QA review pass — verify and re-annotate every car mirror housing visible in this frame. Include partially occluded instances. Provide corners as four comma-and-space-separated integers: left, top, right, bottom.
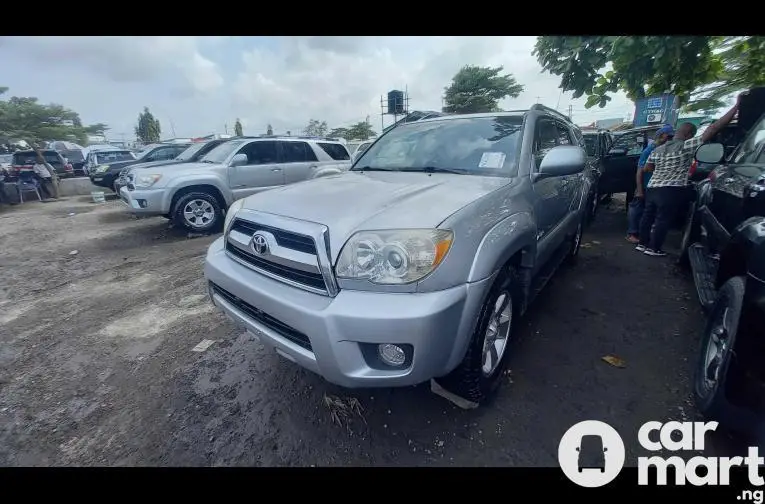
537, 145, 586, 179
696, 143, 725, 165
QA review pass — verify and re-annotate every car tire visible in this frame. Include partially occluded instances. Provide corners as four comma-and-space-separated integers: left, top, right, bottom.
172, 191, 223, 234
434, 265, 520, 405
678, 202, 700, 268
693, 276, 746, 425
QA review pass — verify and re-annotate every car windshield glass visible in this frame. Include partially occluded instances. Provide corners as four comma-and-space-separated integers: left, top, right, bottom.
201, 139, 247, 163
353, 116, 523, 176
582, 135, 597, 156
734, 114, 765, 164
62, 149, 84, 162
175, 142, 208, 161
96, 151, 134, 164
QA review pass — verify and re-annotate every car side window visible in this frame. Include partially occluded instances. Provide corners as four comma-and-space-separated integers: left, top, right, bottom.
146, 147, 171, 161
171, 145, 189, 158
555, 122, 573, 145
734, 115, 765, 164
239, 141, 278, 165
280, 141, 318, 163
534, 118, 559, 169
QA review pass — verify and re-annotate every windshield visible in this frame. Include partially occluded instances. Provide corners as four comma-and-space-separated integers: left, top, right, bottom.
353, 116, 523, 176
61, 149, 84, 162
175, 142, 209, 161
201, 139, 247, 164
96, 151, 135, 164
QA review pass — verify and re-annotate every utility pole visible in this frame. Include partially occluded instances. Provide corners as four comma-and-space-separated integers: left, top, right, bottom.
224, 123, 228, 135
567, 105, 573, 120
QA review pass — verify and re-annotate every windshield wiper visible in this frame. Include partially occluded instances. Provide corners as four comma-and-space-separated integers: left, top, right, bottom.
352, 166, 396, 172
402, 166, 465, 175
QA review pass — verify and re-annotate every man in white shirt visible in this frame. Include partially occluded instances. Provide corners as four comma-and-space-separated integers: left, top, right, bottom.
32, 149, 57, 199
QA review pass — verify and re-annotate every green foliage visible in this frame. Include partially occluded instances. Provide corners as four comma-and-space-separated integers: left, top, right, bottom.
0, 86, 108, 147
234, 118, 243, 136
345, 122, 376, 141
304, 119, 328, 137
134, 107, 161, 144
266, 124, 273, 136
533, 36, 725, 109
328, 127, 349, 138
443, 65, 524, 114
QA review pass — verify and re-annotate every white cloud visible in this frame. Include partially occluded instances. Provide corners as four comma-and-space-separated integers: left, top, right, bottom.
0, 36, 636, 140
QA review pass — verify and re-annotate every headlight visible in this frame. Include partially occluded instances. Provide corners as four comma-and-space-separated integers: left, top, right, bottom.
95, 165, 110, 173
224, 198, 246, 232
134, 174, 162, 188
335, 229, 453, 284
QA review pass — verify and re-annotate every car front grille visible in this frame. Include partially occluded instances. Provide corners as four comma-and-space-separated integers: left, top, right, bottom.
225, 217, 329, 295
210, 282, 312, 351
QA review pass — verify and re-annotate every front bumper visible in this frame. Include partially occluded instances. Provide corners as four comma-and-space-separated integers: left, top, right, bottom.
204, 236, 492, 388
119, 185, 168, 215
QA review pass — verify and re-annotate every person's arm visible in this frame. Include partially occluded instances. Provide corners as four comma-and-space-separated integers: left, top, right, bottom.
643, 150, 657, 173
635, 165, 645, 197
689, 93, 743, 149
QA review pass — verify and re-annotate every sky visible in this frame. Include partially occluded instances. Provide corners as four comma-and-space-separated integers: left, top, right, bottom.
0, 36, 639, 141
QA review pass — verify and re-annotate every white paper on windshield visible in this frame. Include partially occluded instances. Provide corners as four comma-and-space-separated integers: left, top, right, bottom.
478, 152, 506, 169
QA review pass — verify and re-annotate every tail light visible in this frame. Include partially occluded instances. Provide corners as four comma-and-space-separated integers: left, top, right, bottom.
688, 160, 697, 177
65, 163, 73, 171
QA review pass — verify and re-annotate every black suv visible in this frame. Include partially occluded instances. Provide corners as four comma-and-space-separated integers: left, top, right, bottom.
581, 129, 614, 220
599, 125, 661, 206
90, 143, 191, 191
682, 87, 765, 439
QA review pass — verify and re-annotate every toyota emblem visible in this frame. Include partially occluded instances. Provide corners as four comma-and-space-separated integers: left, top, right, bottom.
251, 233, 269, 255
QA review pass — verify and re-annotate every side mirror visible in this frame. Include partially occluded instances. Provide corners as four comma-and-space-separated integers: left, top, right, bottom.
230, 154, 248, 167
696, 143, 725, 165
608, 148, 627, 156
537, 146, 586, 178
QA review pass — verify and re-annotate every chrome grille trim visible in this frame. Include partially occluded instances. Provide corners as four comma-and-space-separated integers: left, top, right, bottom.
225, 210, 339, 297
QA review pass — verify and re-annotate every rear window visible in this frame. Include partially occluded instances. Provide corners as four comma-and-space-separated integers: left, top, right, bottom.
13, 151, 61, 165
62, 149, 84, 162
317, 142, 350, 160
95, 151, 135, 164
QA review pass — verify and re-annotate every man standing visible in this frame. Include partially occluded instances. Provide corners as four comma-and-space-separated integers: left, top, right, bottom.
626, 124, 674, 243
637, 96, 742, 256
32, 148, 59, 200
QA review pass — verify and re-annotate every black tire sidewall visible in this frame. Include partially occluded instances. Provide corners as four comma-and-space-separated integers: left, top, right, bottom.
173, 192, 223, 233
437, 266, 518, 404
693, 276, 745, 416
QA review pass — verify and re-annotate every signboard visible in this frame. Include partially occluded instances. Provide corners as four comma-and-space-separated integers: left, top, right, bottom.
633, 94, 679, 128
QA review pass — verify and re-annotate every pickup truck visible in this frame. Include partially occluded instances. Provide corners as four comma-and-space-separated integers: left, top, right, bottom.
204, 105, 592, 405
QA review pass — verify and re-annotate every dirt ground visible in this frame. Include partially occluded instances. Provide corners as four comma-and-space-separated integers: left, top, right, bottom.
0, 195, 742, 466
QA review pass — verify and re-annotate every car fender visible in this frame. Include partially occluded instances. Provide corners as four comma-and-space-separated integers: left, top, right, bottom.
467, 211, 537, 283
163, 174, 233, 211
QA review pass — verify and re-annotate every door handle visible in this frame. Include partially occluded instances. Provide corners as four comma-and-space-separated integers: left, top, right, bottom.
271, 168, 282, 172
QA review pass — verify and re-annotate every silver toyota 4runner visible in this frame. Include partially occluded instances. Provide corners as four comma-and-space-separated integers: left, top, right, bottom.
205, 106, 592, 404
120, 137, 351, 233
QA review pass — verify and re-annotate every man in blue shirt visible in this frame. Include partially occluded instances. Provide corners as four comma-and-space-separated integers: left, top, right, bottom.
626, 124, 674, 243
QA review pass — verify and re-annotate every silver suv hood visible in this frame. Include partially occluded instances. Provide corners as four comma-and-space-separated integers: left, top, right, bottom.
240, 170, 509, 259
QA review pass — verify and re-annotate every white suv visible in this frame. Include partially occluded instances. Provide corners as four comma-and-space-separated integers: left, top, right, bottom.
120, 137, 352, 233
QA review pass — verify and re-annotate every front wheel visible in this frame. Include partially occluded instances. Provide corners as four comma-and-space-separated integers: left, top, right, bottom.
172, 192, 223, 233
693, 276, 745, 421
435, 266, 519, 404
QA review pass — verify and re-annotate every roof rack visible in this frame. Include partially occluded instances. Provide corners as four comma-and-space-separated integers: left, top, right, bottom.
530, 103, 572, 123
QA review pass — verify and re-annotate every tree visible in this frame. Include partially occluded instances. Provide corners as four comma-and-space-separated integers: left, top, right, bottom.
234, 118, 243, 136
266, 124, 273, 136
442, 65, 524, 114
328, 127, 349, 139
345, 122, 376, 141
134, 107, 161, 144
532, 36, 731, 110
304, 119, 328, 137
0, 86, 108, 147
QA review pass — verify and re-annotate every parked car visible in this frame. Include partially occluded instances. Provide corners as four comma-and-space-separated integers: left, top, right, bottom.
581, 129, 614, 224
11, 149, 72, 178
90, 143, 190, 191
203, 105, 590, 405
114, 138, 236, 195
682, 100, 765, 440
60, 148, 87, 176
600, 125, 661, 207
119, 136, 352, 232
350, 140, 373, 162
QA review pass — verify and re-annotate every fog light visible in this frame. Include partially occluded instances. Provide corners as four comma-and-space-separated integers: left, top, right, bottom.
378, 344, 406, 367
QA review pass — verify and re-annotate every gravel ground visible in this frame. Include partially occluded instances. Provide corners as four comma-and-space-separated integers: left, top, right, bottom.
0, 195, 741, 466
